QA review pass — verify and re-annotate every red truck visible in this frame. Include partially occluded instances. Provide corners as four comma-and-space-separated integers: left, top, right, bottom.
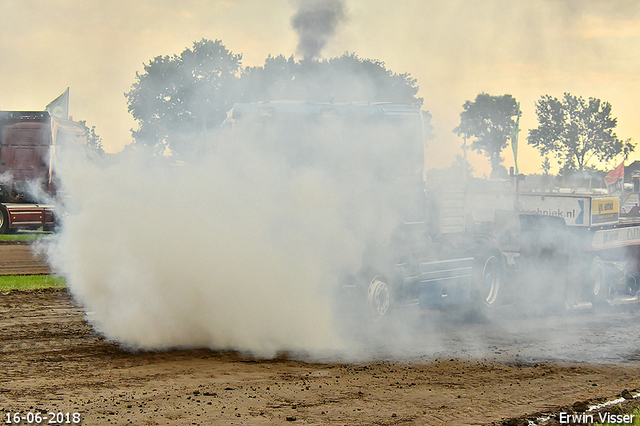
0, 110, 85, 233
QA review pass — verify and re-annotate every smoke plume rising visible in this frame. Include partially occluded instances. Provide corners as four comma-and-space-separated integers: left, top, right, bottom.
43, 105, 428, 359
41, 108, 640, 364
291, 0, 346, 60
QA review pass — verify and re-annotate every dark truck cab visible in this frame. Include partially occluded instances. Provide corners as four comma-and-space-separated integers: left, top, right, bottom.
0, 111, 54, 200
223, 101, 504, 321
0, 111, 56, 232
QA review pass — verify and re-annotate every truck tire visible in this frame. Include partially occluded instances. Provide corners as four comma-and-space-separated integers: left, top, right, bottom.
472, 253, 504, 320
0, 206, 9, 234
584, 257, 608, 307
366, 275, 392, 322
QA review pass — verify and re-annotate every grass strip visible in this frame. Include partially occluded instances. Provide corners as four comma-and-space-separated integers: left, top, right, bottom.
0, 275, 66, 291
0, 234, 44, 242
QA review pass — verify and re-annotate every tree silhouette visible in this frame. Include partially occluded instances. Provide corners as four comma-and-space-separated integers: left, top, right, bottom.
453, 93, 519, 178
126, 40, 424, 158
240, 52, 422, 107
77, 120, 104, 155
528, 93, 635, 172
125, 39, 242, 157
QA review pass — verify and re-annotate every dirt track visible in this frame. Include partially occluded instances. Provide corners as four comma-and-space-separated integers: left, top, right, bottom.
0, 241, 50, 275
2, 287, 640, 425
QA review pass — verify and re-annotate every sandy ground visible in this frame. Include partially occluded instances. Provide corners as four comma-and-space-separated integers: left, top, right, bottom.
0, 241, 50, 275
2, 287, 640, 426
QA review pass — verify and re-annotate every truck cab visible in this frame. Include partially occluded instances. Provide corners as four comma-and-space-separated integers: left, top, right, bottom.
0, 111, 53, 202
223, 101, 507, 322
0, 111, 88, 233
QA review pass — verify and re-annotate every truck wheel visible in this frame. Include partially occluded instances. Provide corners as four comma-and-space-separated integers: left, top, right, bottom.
585, 257, 608, 307
480, 256, 501, 305
366, 276, 391, 321
472, 253, 503, 320
0, 207, 9, 234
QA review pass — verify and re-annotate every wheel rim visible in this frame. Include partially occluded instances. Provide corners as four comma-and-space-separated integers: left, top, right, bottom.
481, 256, 500, 305
591, 261, 604, 297
593, 272, 602, 296
367, 277, 390, 318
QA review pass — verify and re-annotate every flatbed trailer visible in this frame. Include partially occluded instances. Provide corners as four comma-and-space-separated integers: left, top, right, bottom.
590, 218, 640, 251
459, 188, 640, 309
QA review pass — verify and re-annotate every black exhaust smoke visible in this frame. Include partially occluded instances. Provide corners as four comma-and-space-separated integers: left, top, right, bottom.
291, 0, 346, 60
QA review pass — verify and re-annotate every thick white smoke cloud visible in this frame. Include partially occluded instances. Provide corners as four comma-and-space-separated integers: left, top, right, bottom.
41, 112, 640, 364
41, 102, 439, 359
45, 139, 381, 357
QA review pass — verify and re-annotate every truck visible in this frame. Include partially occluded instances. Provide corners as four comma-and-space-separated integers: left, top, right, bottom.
223, 101, 640, 320
461, 183, 640, 312
0, 110, 87, 233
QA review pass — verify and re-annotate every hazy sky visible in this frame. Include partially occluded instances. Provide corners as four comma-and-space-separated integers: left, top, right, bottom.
1, 0, 639, 175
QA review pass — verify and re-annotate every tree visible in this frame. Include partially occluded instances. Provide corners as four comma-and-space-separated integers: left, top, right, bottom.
240, 52, 422, 107
527, 93, 635, 172
451, 152, 475, 180
453, 93, 519, 178
126, 41, 424, 157
77, 120, 104, 155
125, 39, 243, 157
541, 156, 551, 176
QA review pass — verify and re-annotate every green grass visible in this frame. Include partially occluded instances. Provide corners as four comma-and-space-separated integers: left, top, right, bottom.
0, 274, 66, 291
0, 229, 57, 242
0, 233, 44, 242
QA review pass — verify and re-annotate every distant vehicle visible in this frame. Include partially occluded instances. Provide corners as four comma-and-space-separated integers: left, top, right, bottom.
0, 110, 87, 233
621, 172, 640, 215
